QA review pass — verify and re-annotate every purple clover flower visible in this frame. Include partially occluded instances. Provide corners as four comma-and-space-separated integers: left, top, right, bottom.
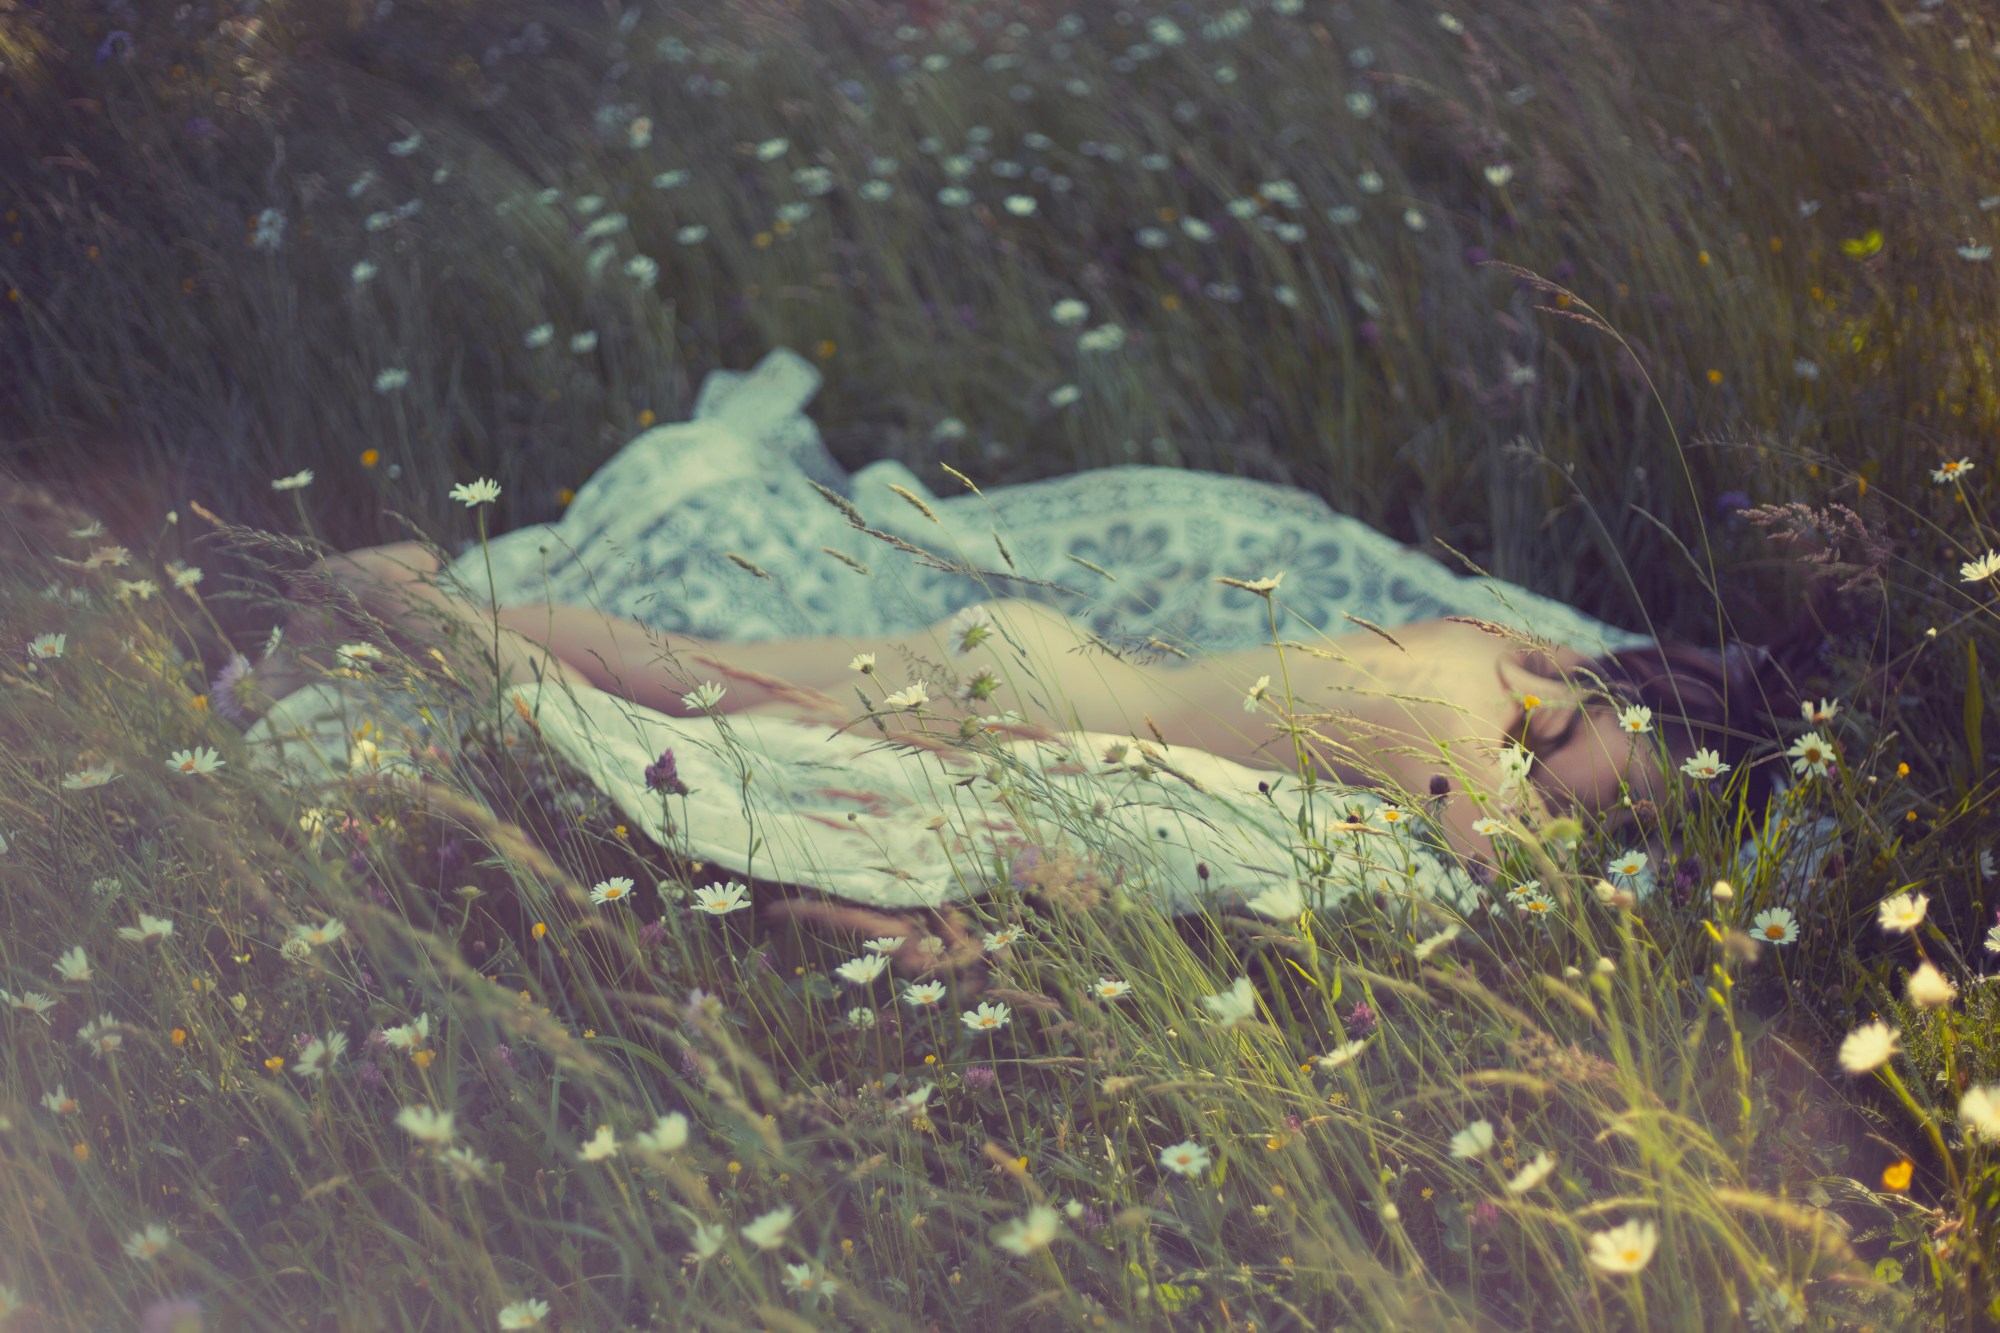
963, 1065, 997, 1093
644, 747, 689, 796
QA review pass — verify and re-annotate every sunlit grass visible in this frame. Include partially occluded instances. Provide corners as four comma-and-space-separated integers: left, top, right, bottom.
1, 0, 1999, 1327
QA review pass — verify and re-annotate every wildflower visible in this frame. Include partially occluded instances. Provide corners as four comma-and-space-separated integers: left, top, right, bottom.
962, 1001, 1013, 1033
950, 604, 996, 654
983, 927, 1022, 952
903, 981, 947, 1007
1077, 323, 1127, 353
1616, 705, 1654, 735
634, 1112, 690, 1154
1933, 458, 1976, 484
1506, 1151, 1556, 1194
250, 208, 286, 252
1050, 298, 1089, 327
676, 224, 709, 245
1047, 384, 1081, 409
1987, 924, 2000, 955
1586, 1219, 1659, 1274
1449, 1119, 1496, 1160
372, 368, 411, 395
1606, 850, 1649, 881
295, 1031, 349, 1078
835, 955, 889, 987
28, 632, 65, 660
123, 1224, 173, 1262
740, 1205, 795, 1250
1515, 889, 1557, 917
993, 1205, 1062, 1256
210, 653, 260, 724
590, 877, 635, 907
882, 681, 930, 710
1471, 817, 1509, 837
42, 1085, 78, 1115
849, 653, 876, 674
1681, 747, 1730, 780
1201, 976, 1260, 1027
166, 746, 225, 777
116, 914, 174, 945
1878, 893, 1929, 935
55, 947, 91, 983
782, 1263, 838, 1299
577, 1124, 619, 1162
290, 918, 346, 949
395, 1105, 456, 1145
684, 680, 728, 712
1961, 1085, 2000, 1143
1496, 746, 1533, 793
496, 1298, 550, 1329
1907, 962, 1957, 1009
7, 990, 55, 1021
1158, 1140, 1211, 1177
63, 761, 119, 791
381, 1014, 435, 1051
78, 1015, 122, 1058
1751, 907, 1798, 944
523, 323, 554, 349
1838, 1022, 1899, 1074
1317, 1039, 1369, 1072
1004, 194, 1037, 215
691, 881, 751, 915
1091, 978, 1133, 1000
1239, 675, 1274, 713
1962, 550, 2000, 584
450, 477, 502, 508
688, 1222, 728, 1262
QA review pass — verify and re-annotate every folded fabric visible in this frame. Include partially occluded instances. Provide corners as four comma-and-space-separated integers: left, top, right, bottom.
435, 347, 1652, 659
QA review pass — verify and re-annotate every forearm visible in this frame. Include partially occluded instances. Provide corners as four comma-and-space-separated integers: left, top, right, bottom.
344, 567, 582, 699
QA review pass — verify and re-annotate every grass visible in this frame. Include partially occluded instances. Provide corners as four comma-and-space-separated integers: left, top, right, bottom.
0, 0, 1998, 1327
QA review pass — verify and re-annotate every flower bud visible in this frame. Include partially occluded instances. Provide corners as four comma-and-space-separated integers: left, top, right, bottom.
1711, 880, 1735, 902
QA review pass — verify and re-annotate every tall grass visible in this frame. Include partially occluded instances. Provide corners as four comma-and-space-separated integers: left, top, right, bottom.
1, 0, 1998, 1327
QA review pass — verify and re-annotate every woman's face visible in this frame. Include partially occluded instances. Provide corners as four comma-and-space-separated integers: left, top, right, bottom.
1532, 703, 1695, 816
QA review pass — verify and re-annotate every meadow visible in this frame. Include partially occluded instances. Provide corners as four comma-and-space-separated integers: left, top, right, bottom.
1, 0, 1998, 1327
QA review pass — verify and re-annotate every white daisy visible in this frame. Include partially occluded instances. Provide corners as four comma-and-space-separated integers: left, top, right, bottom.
903, 981, 947, 1007
1838, 1022, 1899, 1074
115, 913, 174, 945
634, 1112, 690, 1154
1586, 1218, 1658, 1274
1877, 892, 1929, 935
395, 1104, 456, 1145
834, 954, 889, 986
1449, 1119, 1495, 1160
577, 1124, 619, 1162
1158, 1139, 1211, 1177
739, 1205, 795, 1250
1201, 976, 1260, 1027
166, 746, 225, 776
449, 478, 502, 508
690, 881, 751, 915
589, 876, 636, 907
961, 1001, 1013, 1032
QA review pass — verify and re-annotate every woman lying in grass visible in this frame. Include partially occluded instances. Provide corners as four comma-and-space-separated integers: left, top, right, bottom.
263, 538, 1820, 873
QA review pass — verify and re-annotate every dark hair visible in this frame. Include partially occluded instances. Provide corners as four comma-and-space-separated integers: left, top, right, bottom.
1577, 581, 1849, 818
